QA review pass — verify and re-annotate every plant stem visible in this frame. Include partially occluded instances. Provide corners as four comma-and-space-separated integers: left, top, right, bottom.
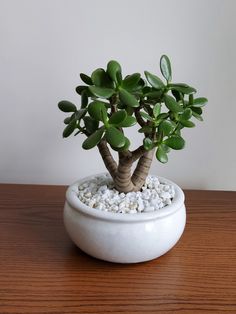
132, 149, 155, 191
97, 139, 117, 179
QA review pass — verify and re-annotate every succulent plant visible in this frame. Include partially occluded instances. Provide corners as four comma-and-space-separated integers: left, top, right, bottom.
58, 55, 207, 193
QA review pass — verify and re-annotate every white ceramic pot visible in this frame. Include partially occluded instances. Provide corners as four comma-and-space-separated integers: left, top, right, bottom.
64, 174, 186, 263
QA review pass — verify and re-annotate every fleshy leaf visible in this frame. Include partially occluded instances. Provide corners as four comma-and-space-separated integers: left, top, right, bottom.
58, 101, 77, 113
117, 115, 137, 127
109, 110, 127, 125
82, 127, 104, 150
164, 135, 185, 150
182, 108, 192, 120
75, 108, 87, 120
169, 83, 196, 95
144, 71, 165, 89
153, 103, 161, 118
156, 145, 168, 163
164, 95, 183, 113
192, 97, 208, 107
88, 101, 106, 121
80, 73, 93, 85
122, 73, 141, 90
159, 120, 175, 136
119, 88, 139, 107
160, 55, 172, 82
83, 116, 99, 134
91, 68, 113, 88
140, 111, 153, 121
63, 119, 77, 138
105, 127, 126, 148
143, 138, 153, 150
107, 60, 122, 84
81, 90, 88, 108
179, 119, 195, 128
88, 86, 114, 99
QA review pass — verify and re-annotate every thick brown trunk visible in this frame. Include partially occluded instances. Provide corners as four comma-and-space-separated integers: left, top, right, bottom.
97, 139, 117, 179
114, 157, 134, 193
98, 139, 154, 193
113, 149, 154, 193
131, 149, 155, 191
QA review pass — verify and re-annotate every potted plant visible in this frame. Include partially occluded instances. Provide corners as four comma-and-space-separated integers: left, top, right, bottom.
58, 55, 207, 263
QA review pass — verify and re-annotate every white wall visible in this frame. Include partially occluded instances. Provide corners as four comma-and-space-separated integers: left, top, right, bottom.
0, 0, 235, 190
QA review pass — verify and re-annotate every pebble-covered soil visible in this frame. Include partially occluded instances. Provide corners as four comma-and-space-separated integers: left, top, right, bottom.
77, 173, 175, 214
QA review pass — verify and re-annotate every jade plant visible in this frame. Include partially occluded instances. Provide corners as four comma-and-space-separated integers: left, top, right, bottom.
58, 55, 207, 193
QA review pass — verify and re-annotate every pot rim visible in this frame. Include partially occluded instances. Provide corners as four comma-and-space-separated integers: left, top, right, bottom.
65, 173, 185, 222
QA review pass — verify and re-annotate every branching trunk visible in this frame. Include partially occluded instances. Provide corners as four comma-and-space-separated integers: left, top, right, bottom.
98, 140, 154, 193
114, 155, 134, 193
97, 139, 117, 179
132, 149, 155, 191
97, 105, 155, 193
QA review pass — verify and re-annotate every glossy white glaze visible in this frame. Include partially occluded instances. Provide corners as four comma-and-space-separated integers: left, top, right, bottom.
64, 174, 186, 263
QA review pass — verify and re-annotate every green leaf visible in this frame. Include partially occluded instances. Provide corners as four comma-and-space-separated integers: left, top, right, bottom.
83, 116, 99, 134
160, 55, 172, 82
169, 83, 196, 95
156, 112, 169, 122
156, 145, 168, 163
101, 108, 108, 124
164, 95, 183, 113
80, 73, 93, 85
91, 68, 113, 88
153, 103, 161, 118
82, 127, 104, 150
58, 100, 77, 113
64, 117, 71, 124
159, 120, 175, 136
113, 137, 131, 152
81, 90, 88, 108
192, 97, 208, 107
75, 108, 87, 120
138, 126, 153, 134
109, 110, 127, 125
63, 118, 77, 138
75, 85, 87, 95
191, 107, 202, 115
88, 101, 106, 121
145, 90, 163, 100
188, 94, 194, 107
107, 60, 122, 84
164, 135, 185, 150
140, 111, 153, 121
143, 138, 153, 150
117, 115, 136, 127
171, 89, 182, 102
144, 71, 165, 89
88, 86, 114, 99
182, 108, 192, 120
162, 144, 171, 153
122, 73, 141, 90
192, 111, 203, 121
179, 119, 195, 128
119, 88, 139, 107
105, 127, 126, 148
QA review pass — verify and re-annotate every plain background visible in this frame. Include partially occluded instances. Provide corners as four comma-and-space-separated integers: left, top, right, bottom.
0, 0, 235, 190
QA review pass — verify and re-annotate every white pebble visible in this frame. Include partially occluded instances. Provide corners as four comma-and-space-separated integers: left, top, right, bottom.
144, 206, 155, 212
77, 174, 175, 214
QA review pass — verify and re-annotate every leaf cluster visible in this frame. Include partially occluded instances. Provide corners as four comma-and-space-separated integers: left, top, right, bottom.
58, 55, 207, 163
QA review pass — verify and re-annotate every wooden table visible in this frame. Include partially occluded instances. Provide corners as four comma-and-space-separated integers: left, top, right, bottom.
0, 184, 235, 313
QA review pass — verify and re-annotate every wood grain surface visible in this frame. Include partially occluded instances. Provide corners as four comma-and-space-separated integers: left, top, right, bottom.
0, 184, 236, 314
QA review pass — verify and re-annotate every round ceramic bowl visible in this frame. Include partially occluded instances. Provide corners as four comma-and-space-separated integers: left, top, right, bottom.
64, 174, 186, 263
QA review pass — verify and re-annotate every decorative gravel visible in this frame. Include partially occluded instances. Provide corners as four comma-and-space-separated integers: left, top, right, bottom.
77, 173, 175, 214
